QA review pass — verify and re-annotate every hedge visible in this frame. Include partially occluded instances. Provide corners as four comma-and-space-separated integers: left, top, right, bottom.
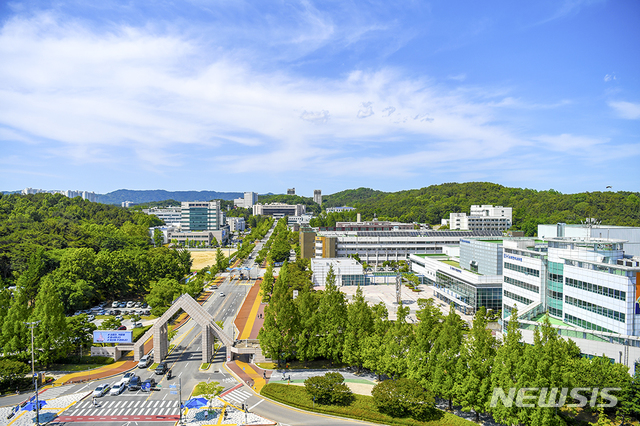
260, 383, 476, 426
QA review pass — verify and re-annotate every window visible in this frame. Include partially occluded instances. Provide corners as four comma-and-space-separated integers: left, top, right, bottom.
565, 296, 625, 322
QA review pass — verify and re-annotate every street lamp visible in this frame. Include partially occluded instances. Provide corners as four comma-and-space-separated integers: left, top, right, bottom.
24, 321, 41, 426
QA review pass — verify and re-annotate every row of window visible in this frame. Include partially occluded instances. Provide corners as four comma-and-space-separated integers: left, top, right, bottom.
504, 276, 540, 294
548, 290, 563, 300
549, 306, 563, 318
548, 272, 563, 283
504, 290, 534, 306
504, 262, 540, 277
564, 296, 625, 323
565, 277, 626, 301
564, 313, 614, 333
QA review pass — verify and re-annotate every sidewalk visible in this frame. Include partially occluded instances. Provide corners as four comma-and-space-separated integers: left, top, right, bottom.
234, 279, 265, 340
226, 361, 271, 393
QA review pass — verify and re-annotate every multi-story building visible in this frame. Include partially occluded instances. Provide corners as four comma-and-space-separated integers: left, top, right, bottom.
539, 222, 640, 257
252, 203, 306, 218
287, 188, 296, 195
143, 207, 182, 226
443, 205, 512, 231
310, 229, 503, 264
326, 206, 356, 214
22, 188, 98, 202
227, 217, 246, 232
410, 251, 502, 315
233, 192, 258, 209
311, 258, 366, 287
319, 221, 414, 232
287, 214, 314, 226
180, 201, 223, 231
313, 190, 322, 205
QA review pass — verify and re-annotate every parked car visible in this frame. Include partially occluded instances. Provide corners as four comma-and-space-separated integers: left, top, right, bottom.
137, 355, 151, 369
109, 381, 126, 396
126, 301, 135, 308
134, 302, 141, 308
128, 375, 142, 391
132, 322, 143, 328
135, 309, 144, 315
113, 309, 121, 315
92, 383, 111, 397
141, 378, 156, 391
141, 303, 148, 308
122, 372, 136, 384
116, 325, 127, 330
118, 302, 126, 308
143, 309, 151, 315
112, 301, 119, 308
115, 315, 123, 321
155, 362, 168, 375
87, 314, 95, 321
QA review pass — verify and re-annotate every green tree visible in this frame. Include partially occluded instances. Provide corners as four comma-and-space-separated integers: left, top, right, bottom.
260, 263, 275, 303
153, 228, 164, 247
342, 285, 373, 372
316, 265, 347, 364
295, 286, 320, 366
428, 304, 463, 410
362, 302, 390, 381
371, 378, 437, 421
258, 262, 299, 366
31, 275, 70, 366
407, 298, 443, 388
100, 317, 122, 330
0, 358, 29, 387
456, 307, 497, 422
489, 305, 524, 425
381, 304, 414, 379
304, 372, 353, 405
216, 247, 228, 271
1, 287, 31, 359
66, 314, 97, 356
146, 277, 181, 315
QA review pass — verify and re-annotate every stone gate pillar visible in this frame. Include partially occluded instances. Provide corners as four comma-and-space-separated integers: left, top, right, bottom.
153, 322, 168, 363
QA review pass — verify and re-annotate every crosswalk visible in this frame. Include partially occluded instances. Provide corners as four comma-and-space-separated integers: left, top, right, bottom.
60, 398, 179, 420
220, 385, 251, 407
39, 386, 69, 400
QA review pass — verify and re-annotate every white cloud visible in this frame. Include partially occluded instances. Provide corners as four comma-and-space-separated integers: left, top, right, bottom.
447, 73, 466, 81
604, 73, 616, 82
608, 101, 640, 120
357, 101, 374, 118
300, 110, 329, 124
382, 106, 396, 117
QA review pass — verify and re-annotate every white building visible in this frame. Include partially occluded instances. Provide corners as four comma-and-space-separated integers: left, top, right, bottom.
313, 230, 503, 265
443, 205, 512, 231
181, 201, 224, 231
311, 258, 365, 287
227, 217, 246, 232
313, 190, 322, 205
287, 214, 314, 226
253, 203, 306, 218
234, 192, 258, 209
539, 222, 640, 257
22, 188, 97, 202
143, 207, 182, 226
326, 206, 356, 214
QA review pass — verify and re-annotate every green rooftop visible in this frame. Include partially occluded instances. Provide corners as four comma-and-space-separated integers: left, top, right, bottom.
441, 259, 461, 268
478, 239, 503, 244
415, 253, 448, 257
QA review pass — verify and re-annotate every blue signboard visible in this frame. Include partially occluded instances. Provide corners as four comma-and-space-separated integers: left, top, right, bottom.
92, 330, 133, 344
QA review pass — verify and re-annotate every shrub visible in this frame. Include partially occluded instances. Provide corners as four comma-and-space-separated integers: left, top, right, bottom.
304, 372, 354, 406
372, 378, 438, 421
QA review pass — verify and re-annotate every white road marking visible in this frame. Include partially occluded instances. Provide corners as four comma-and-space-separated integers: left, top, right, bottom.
249, 400, 264, 410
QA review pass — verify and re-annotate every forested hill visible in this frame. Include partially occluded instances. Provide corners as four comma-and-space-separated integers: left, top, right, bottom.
324, 183, 640, 234
97, 189, 243, 204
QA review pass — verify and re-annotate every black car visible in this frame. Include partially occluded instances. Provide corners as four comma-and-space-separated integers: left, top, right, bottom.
141, 378, 156, 392
128, 376, 142, 391
155, 362, 168, 375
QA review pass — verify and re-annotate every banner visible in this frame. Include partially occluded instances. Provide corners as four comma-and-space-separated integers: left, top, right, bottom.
636, 272, 640, 315
93, 330, 133, 344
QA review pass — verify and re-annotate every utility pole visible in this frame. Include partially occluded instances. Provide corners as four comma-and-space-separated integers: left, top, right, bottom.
24, 321, 41, 426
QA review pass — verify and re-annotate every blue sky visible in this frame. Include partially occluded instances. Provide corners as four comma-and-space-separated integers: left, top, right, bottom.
1, 0, 639, 197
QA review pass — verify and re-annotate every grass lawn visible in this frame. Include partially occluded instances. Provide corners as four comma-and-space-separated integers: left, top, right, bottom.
261, 383, 476, 426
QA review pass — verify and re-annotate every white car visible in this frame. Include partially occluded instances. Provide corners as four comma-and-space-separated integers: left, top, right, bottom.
122, 372, 136, 384
112, 301, 119, 308
137, 355, 151, 369
110, 381, 125, 396
93, 383, 111, 397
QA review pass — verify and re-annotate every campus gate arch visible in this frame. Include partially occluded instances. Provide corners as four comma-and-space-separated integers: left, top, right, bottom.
133, 293, 234, 364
